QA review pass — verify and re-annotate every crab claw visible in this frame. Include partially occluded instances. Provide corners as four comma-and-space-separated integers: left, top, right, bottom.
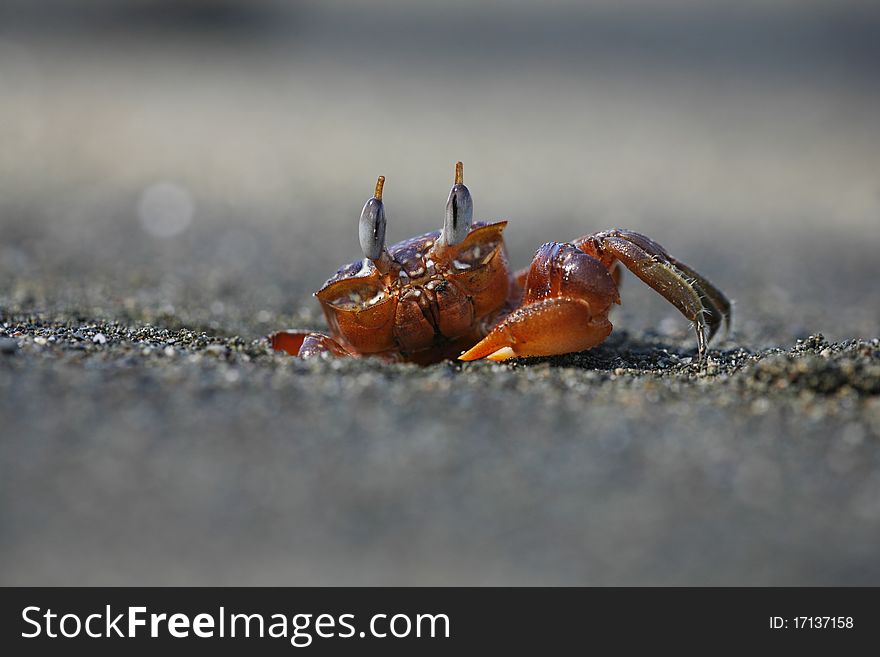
459, 297, 612, 361
459, 242, 617, 361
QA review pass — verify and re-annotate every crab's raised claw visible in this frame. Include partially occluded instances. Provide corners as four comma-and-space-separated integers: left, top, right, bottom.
270, 330, 352, 358
460, 242, 617, 361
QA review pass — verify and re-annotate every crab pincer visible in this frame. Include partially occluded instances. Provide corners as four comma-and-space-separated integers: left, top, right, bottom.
459, 242, 618, 361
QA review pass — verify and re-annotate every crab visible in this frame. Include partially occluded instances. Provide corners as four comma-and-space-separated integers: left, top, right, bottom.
271, 162, 730, 364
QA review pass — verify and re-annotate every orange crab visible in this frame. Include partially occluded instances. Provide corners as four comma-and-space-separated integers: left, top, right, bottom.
271, 163, 730, 364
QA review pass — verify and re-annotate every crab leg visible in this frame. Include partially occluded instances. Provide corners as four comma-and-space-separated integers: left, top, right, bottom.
460, 242, 618, 361
574, 229, 731, 355
664, 255, 732, 340
601, 229, 730, 339
270, 330, 353, 358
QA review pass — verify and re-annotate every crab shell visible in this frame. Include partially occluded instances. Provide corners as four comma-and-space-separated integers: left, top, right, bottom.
315, 221, 511, 357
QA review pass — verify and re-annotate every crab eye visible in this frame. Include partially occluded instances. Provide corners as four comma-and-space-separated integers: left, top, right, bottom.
441, 161, 473, 246
359, 176, 387, 261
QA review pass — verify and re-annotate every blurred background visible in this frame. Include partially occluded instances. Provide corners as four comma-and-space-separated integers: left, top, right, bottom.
2, 1, 880, 586
1, 0, 878, 342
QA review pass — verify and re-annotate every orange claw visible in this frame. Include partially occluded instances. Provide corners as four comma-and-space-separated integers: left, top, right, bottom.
459, 296, 612, 361
460, 242, 616, 361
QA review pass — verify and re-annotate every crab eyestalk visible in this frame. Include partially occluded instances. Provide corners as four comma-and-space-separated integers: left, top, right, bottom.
359, 175, 393, 273
439, 161, 473, 247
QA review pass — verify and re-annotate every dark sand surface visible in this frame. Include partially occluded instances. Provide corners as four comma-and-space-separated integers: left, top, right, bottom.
2, 290, 879, 585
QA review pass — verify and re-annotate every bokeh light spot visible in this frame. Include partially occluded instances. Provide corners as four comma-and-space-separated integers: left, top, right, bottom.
138, 182, 194, 238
